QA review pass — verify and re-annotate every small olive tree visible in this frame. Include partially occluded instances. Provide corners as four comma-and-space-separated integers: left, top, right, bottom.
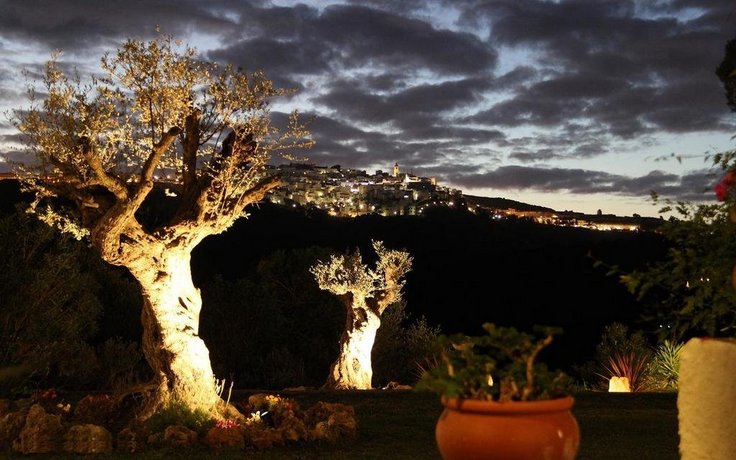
13, 35, 312, 417
310, 241, 412, 389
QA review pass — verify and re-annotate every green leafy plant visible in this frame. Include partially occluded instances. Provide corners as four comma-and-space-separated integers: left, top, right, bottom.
145, 401, 215, 436
415, 323, 571, 402
645, 339, 684, 390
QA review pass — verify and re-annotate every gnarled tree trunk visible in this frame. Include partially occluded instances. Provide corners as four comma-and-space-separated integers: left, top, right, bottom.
127, 248, 219, 415
326, 296, 380, 389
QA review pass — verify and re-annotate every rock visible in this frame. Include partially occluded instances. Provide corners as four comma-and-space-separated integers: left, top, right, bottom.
163, 424, 198, 448
146, 431, 164, 447
247, 393, 282, 412
204, 426, 245, 449
282, 386, 315, 391
278, 413, 308, 443
117, 426, 148, 453
383, 381, 412, 390
608, 376, 631, 392
63, 424, 113, 453
249, 427, 283, 449
306, 402, 357, 443
73, 394, 116, 425
13, 404, 64, 454
0, 411, 26, 451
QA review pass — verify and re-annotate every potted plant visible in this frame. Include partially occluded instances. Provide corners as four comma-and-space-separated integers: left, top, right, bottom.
416, 322, 580, 460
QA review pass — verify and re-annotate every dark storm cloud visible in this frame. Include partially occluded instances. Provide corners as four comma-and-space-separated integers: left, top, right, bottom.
509, 149, 561, 163
212, 3, 497, 79
447, 165, 715, 201
208, 37, 334, 77
343, 0, 432, 15
469, 93, 588, 127
493, 66, 538, 89
315, 76, 493, 127
457, 0, 735, 140
451, 166, 617, 192
292, 113, 403, 167
0, 147, 34, 169
390, 78, 492, 114
314, 84, 391, 125
572, 142, 610, 158
0, 0, 236, 53
1, 0, 734, 207
313, 5, 497, 75
0, 133, 23, 144
403, 126, 505, 144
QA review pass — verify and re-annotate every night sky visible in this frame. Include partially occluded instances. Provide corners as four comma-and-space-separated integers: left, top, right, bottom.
1, 0, 735, 216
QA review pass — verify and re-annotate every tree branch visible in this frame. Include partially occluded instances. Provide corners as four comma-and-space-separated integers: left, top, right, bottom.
131, 126, 182, 207
79, 137, 129, 200
182, 111, 200, 191
231, 174, 282, 216
140, 127, 182, 184
522, 334, 554, 401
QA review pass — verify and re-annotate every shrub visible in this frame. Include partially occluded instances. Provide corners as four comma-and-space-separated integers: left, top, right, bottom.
145, 401, 215, 437
593, 322, 653, 391
596, 322, 650, 360
201, 247, 356, 389
96, 337, 149, 392
598, 351, 651, 392
0, 213, 102, 395
645, 339, 684, 390
372, 301, 440, 387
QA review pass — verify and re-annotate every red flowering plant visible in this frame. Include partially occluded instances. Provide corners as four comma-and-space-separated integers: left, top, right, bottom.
215, 418, 241, 429
714, 169, 735, 202
712, 150, 736, 221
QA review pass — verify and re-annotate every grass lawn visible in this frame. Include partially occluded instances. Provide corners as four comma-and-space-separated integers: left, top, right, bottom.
13, 390, 679, 459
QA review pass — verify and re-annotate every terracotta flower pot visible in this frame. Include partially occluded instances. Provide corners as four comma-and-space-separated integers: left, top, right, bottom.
436, 396, 580, 460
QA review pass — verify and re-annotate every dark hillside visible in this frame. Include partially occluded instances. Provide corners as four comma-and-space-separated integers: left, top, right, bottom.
463, 194, 555, 212
0, 180, 667, 372
193, 203, 667, 370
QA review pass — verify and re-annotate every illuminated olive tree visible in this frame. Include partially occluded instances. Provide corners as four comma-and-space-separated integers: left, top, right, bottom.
13, 35, 312, 416
311, 240, 412, 389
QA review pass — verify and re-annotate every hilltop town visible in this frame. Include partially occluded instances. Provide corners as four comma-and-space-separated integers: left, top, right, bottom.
264, 162, 661, 232
0, 165, 660, 232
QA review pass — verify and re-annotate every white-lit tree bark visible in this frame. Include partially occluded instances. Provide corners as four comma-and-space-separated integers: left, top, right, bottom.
13, 35, 312, 417
311, 241, 412, 389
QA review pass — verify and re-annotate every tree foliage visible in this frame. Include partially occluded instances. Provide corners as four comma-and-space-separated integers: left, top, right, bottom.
13, 33, 312, 261
311, 240, 413, 315
620, 199, 736, 337
311, 240, 413, 389
0, 212, 146, 395
716, 37, 736, 112
0, 212, 100, 389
